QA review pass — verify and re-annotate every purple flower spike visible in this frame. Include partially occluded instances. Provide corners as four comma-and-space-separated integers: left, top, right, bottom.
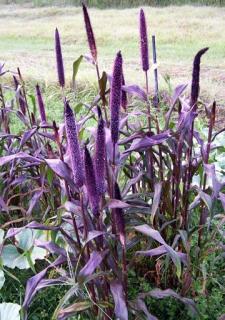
140, 8, 149, 72
82, 3, 97, 62
55, 28, 65, 88
121, 72, 128, 111
64, 100, 84, 188
84, 146, 99, 216
13, 75, 26, 115
110, 51, 123, 145
36, 84, 47, 123
95, 106, 106, 195
190, 47, 209, 110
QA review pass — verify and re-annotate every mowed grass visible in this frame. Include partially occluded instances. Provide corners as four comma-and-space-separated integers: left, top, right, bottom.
0, 4, 225, 117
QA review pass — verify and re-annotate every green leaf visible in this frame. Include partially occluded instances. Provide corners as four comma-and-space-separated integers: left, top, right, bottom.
1, 245, 27, 269
28, 94, 37, 117
0, 303, 21, 320
72, 55, 83, 90
0, 270, 5, 289
16, 229, 33, 251
47, 167, 54, 186
74, 102, 83, 114
98, 71, 108, 105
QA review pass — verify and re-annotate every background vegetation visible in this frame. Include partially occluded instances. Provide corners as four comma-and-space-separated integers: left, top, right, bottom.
1, 0, 225, 7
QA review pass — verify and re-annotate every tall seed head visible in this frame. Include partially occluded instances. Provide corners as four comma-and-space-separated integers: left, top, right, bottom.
95, 106, 106, 195
36, 84, 47, 123
190, 47, 209, 109
110, 51, 123, 145
84, 146, 99, 216
140, 8, 149, 72
82, 3, 97, 62
55, 28, 65, 88
64, 100, 84, 188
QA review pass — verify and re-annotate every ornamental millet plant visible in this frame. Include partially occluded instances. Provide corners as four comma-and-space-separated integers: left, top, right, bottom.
1, 4, 224, 320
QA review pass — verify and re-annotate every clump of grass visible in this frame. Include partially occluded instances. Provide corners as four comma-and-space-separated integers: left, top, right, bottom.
0, 4, 225, 320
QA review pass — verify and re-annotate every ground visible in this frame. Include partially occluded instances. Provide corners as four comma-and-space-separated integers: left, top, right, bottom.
0, 4, 225, 105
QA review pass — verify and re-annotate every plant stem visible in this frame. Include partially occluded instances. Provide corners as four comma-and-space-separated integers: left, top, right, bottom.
96, 62, 109, 126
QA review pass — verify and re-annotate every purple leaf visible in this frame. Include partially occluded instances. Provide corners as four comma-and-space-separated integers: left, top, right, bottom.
171, 84, 188, 107
27, 190, 43, 216
133, 298, 158, 320
122, 172, 143, 196
58, 301, 92, 320
19, 128, 37, 148
122, 84, 147, 101
151, 182, 162, 223
136, 245, 187, 265
110, 280, 128, 320
140, 288, 197, 315
124, 131, 171, 153
78, 250, 108, 283
23, 267, 48, 311
135, 225, 182, 277
85, 230, 106, 244
23, 255, 66, 313
0, 152, 43, 166
83, 54, 95, 65
107, 199, 146, 209
165, 84, 187, 128
6, 222, 59, 239
219, 192, 225, 211
204, 163, 224, 198
34, 240, 67, 257
45, 159, 76, 189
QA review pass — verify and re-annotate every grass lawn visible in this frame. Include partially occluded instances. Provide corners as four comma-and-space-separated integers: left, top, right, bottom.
0, 4, 225, 121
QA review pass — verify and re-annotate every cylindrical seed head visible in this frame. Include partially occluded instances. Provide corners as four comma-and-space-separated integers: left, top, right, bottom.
140, 8, 149, 72
110, 51, 123, 144
64, 100, 84, 188
55, 28, 65, 88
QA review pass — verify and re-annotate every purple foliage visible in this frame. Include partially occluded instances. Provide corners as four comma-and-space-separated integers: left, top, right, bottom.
110, 51, 123, 144
55, 28, 65, 88
139, 8, 149, 72
1, 7, 223, 320
114, 183, 126, 247
64, 100, 84, 188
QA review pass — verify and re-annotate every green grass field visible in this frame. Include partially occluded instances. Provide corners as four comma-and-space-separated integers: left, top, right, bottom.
0, 4, 225, 112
